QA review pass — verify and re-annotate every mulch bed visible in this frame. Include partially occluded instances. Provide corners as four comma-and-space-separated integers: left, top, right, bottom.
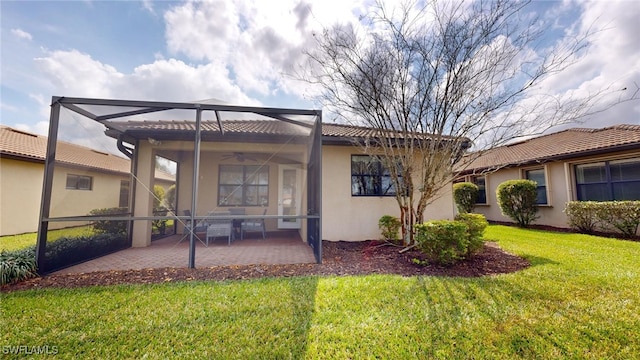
1, 240, 530, 292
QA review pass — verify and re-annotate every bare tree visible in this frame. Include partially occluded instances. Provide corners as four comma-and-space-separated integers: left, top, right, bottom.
299, 0, 637, 244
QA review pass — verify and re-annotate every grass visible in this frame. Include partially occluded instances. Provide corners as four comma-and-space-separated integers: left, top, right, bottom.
0, 226, 95, 252
2, 225, 639, 359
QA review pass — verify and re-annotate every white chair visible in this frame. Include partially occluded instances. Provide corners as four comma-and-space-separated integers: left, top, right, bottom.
180, 210, 206, 243
241, 208, 267, 240
206, 211, 233, 246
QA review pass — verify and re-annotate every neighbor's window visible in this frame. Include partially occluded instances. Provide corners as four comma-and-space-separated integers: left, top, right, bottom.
66, 174, 92, 190
351, 155, 400, 196
575, 157, 640, 201
525, 168, 548, 205
119, 180, 130, 208
218, 165, 269, 206
470, 175, 487, 204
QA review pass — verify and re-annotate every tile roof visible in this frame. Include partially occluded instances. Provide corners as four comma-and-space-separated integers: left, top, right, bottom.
464, 124, 640, 171
0, 126, 175, 181
108, 119, 460, 142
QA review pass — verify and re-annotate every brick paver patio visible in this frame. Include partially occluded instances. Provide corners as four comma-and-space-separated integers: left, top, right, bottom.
54, 232, 316, 274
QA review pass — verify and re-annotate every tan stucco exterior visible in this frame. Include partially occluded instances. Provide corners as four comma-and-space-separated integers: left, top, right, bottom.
0, 158, 44, 236
321, 145, 455, 241
468, 150, 640, 228
0, 155, 175, 237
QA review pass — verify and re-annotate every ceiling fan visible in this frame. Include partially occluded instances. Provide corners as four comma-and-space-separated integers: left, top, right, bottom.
221, 152, 257, 162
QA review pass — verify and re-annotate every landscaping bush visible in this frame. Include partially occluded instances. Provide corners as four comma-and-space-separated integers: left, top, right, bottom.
453, 182, 479, 214
89, 207, 129, 235
165, 184, 176, 210
564, 201, 640, 237
378, 215, 402, 243
414, 220, 469, 265
455, 213, 488, 255
41, 233, 128, 273
153, 185, 165, 209
564, 201, 601, 233
496, 180, 539, 227
594, 201, 640, 237
0, 246, 37, 285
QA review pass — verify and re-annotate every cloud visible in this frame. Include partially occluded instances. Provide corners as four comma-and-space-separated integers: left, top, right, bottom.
11, 28, 32, 41
162, 0, 366, 98
534, 0, 640, 128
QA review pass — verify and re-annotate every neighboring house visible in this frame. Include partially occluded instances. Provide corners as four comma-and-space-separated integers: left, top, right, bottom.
0, 126, 175, 236
459, 124, 640, 228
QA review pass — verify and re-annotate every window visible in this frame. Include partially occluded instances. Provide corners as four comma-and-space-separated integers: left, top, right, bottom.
351, 155, 400, 196
66, 174, 92, 190
218, 165, 269, 206
471, 176, 486, 204
119, 180, 130, 208
525, 168, 548, 205
576, 157, 640, 201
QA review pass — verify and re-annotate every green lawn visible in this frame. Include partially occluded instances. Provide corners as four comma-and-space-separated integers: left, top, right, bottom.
2, 225, 639, 359
0, 226, 95, 252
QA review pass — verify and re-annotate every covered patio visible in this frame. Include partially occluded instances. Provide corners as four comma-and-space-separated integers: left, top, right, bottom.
37, 97, 322, 274
53, 233, 315, 274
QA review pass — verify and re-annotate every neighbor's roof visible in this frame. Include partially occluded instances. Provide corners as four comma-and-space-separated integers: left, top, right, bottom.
0, 126, 175, 181
464, 124, 640, 171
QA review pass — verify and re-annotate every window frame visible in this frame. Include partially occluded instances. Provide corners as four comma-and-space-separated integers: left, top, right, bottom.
65, 174, 93, 191
350, 155, 401, 197
217, 165, 269, 206
574, 156, 640, 201
470, 175, 487, 205
523, 167, 549, 205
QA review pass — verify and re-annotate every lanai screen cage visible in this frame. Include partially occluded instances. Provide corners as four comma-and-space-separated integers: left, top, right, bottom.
36, 96, 322, 274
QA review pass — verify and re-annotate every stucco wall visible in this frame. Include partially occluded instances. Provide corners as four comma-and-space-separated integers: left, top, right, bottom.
0, 158, 44, 236
321, 145, 455, 241
0, 158, 131, 236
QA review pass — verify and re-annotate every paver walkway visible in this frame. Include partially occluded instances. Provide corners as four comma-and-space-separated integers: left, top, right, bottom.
54, 233, 316, 274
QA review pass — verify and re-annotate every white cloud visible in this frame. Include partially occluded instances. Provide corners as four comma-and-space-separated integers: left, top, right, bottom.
11, 28, 32, 41
534, 0, 640, 128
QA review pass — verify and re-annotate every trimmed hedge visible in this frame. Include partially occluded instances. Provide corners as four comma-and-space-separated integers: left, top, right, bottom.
453, 182, 479, 214
41, 233, 128, 273
89, 207, 129, 235
455, 213, 489, 255
565, 201, 640, 237
497, 180, 539, 227
414, 214, 488, 265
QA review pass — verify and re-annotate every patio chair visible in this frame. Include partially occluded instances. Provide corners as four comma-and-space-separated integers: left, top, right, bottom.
180, 210, 207, 243
228, 207, 246, 239
206, 211, 233, 246
241, 208, 267, 240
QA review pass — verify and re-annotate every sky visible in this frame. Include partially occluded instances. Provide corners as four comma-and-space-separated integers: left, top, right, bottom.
1, 0, 639, 137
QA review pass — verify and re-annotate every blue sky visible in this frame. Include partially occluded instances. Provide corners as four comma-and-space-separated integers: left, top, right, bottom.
1, 0, 639, 136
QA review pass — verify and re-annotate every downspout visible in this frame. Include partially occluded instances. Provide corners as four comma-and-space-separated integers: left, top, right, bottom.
117, 134, 134, 159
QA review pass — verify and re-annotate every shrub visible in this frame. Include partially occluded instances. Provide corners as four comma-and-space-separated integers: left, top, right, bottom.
378, 215, 402, 243
564, 201, 601, 233
414, 220, 469, 266
89, 207, 129, 235
41, 233, 128, 273
455, 213, 488, 255
165, 184, 176, 210
593, 201, 640, 237
153, 185, 165, 209
564, 201, 640, 237
0, 246, 37, 285
496, 180, 539, 227
453, 182, 479, 214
